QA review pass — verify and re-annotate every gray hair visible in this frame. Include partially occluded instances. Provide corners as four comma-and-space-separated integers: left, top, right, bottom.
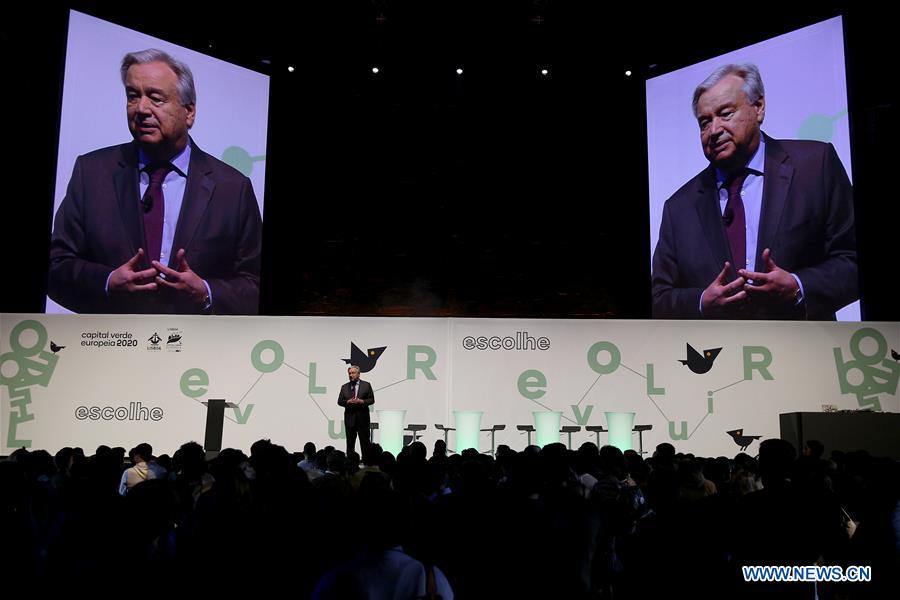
692, 63, 764, 118
348, 365, 361, 372
121, 49, 196, 106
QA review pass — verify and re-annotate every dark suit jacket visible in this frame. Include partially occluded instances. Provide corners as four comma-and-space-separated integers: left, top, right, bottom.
651, 134, 857, 320
337, 380, 375, 428
48, 139, 262, 314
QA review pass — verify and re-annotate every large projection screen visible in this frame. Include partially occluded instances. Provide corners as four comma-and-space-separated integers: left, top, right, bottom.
647, 16, 857, 320
47, 10, 270, 315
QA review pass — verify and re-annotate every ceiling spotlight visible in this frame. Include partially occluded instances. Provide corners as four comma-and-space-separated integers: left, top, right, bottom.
372, 66, 380, 74
287, 66, 295, 73
456, 67, 464, 75
540, 68, 549, 76
625, 70, 632, 77
261, 59, 272, 66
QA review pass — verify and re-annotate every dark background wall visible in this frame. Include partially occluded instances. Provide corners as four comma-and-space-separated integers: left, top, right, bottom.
2, 1, 895, 319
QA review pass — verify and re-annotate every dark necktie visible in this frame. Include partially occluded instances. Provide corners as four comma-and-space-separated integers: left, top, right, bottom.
142, 163, 173, 264
723, 170, 748, 275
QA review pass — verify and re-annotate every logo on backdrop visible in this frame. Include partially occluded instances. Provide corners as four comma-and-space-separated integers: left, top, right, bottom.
1, 320, 60, 448
461, 331, 551, 351
166, 328, 183, 353
679, 343, 722, 374
833, 328, 900, 411
726, 429, 762, 452
75, 402, 164, 422
147, 332, 162, 351
343, 342, 386, 373
80, 329, 138, 349
146, 328, 183, 352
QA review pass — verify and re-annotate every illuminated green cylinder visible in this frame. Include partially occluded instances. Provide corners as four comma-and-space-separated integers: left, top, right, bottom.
533, 411, 562, 448
605, 411, 635, 451
453, 410, 483, 453
377, 409, 407, 457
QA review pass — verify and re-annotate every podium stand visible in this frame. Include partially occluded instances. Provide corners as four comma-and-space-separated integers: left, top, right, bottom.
481, 424, 506, 456
585, 425, 607, 447
405, 424, 427, 446
633, 424, 653, 455
560, 425, 581, 449
517, 425, 535, 446
202, 399, 236, 459
434, 423, 454, 446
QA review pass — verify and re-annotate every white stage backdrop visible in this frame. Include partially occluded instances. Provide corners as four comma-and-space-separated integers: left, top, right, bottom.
2, 314, 898, 457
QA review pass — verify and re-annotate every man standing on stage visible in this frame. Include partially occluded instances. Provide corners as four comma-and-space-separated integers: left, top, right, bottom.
337, 365, 375, 457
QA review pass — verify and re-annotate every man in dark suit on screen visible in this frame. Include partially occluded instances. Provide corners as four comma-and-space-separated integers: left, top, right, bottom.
337, 365, 375, 458
48, 48, 262, 314
651, 63, 857, 320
